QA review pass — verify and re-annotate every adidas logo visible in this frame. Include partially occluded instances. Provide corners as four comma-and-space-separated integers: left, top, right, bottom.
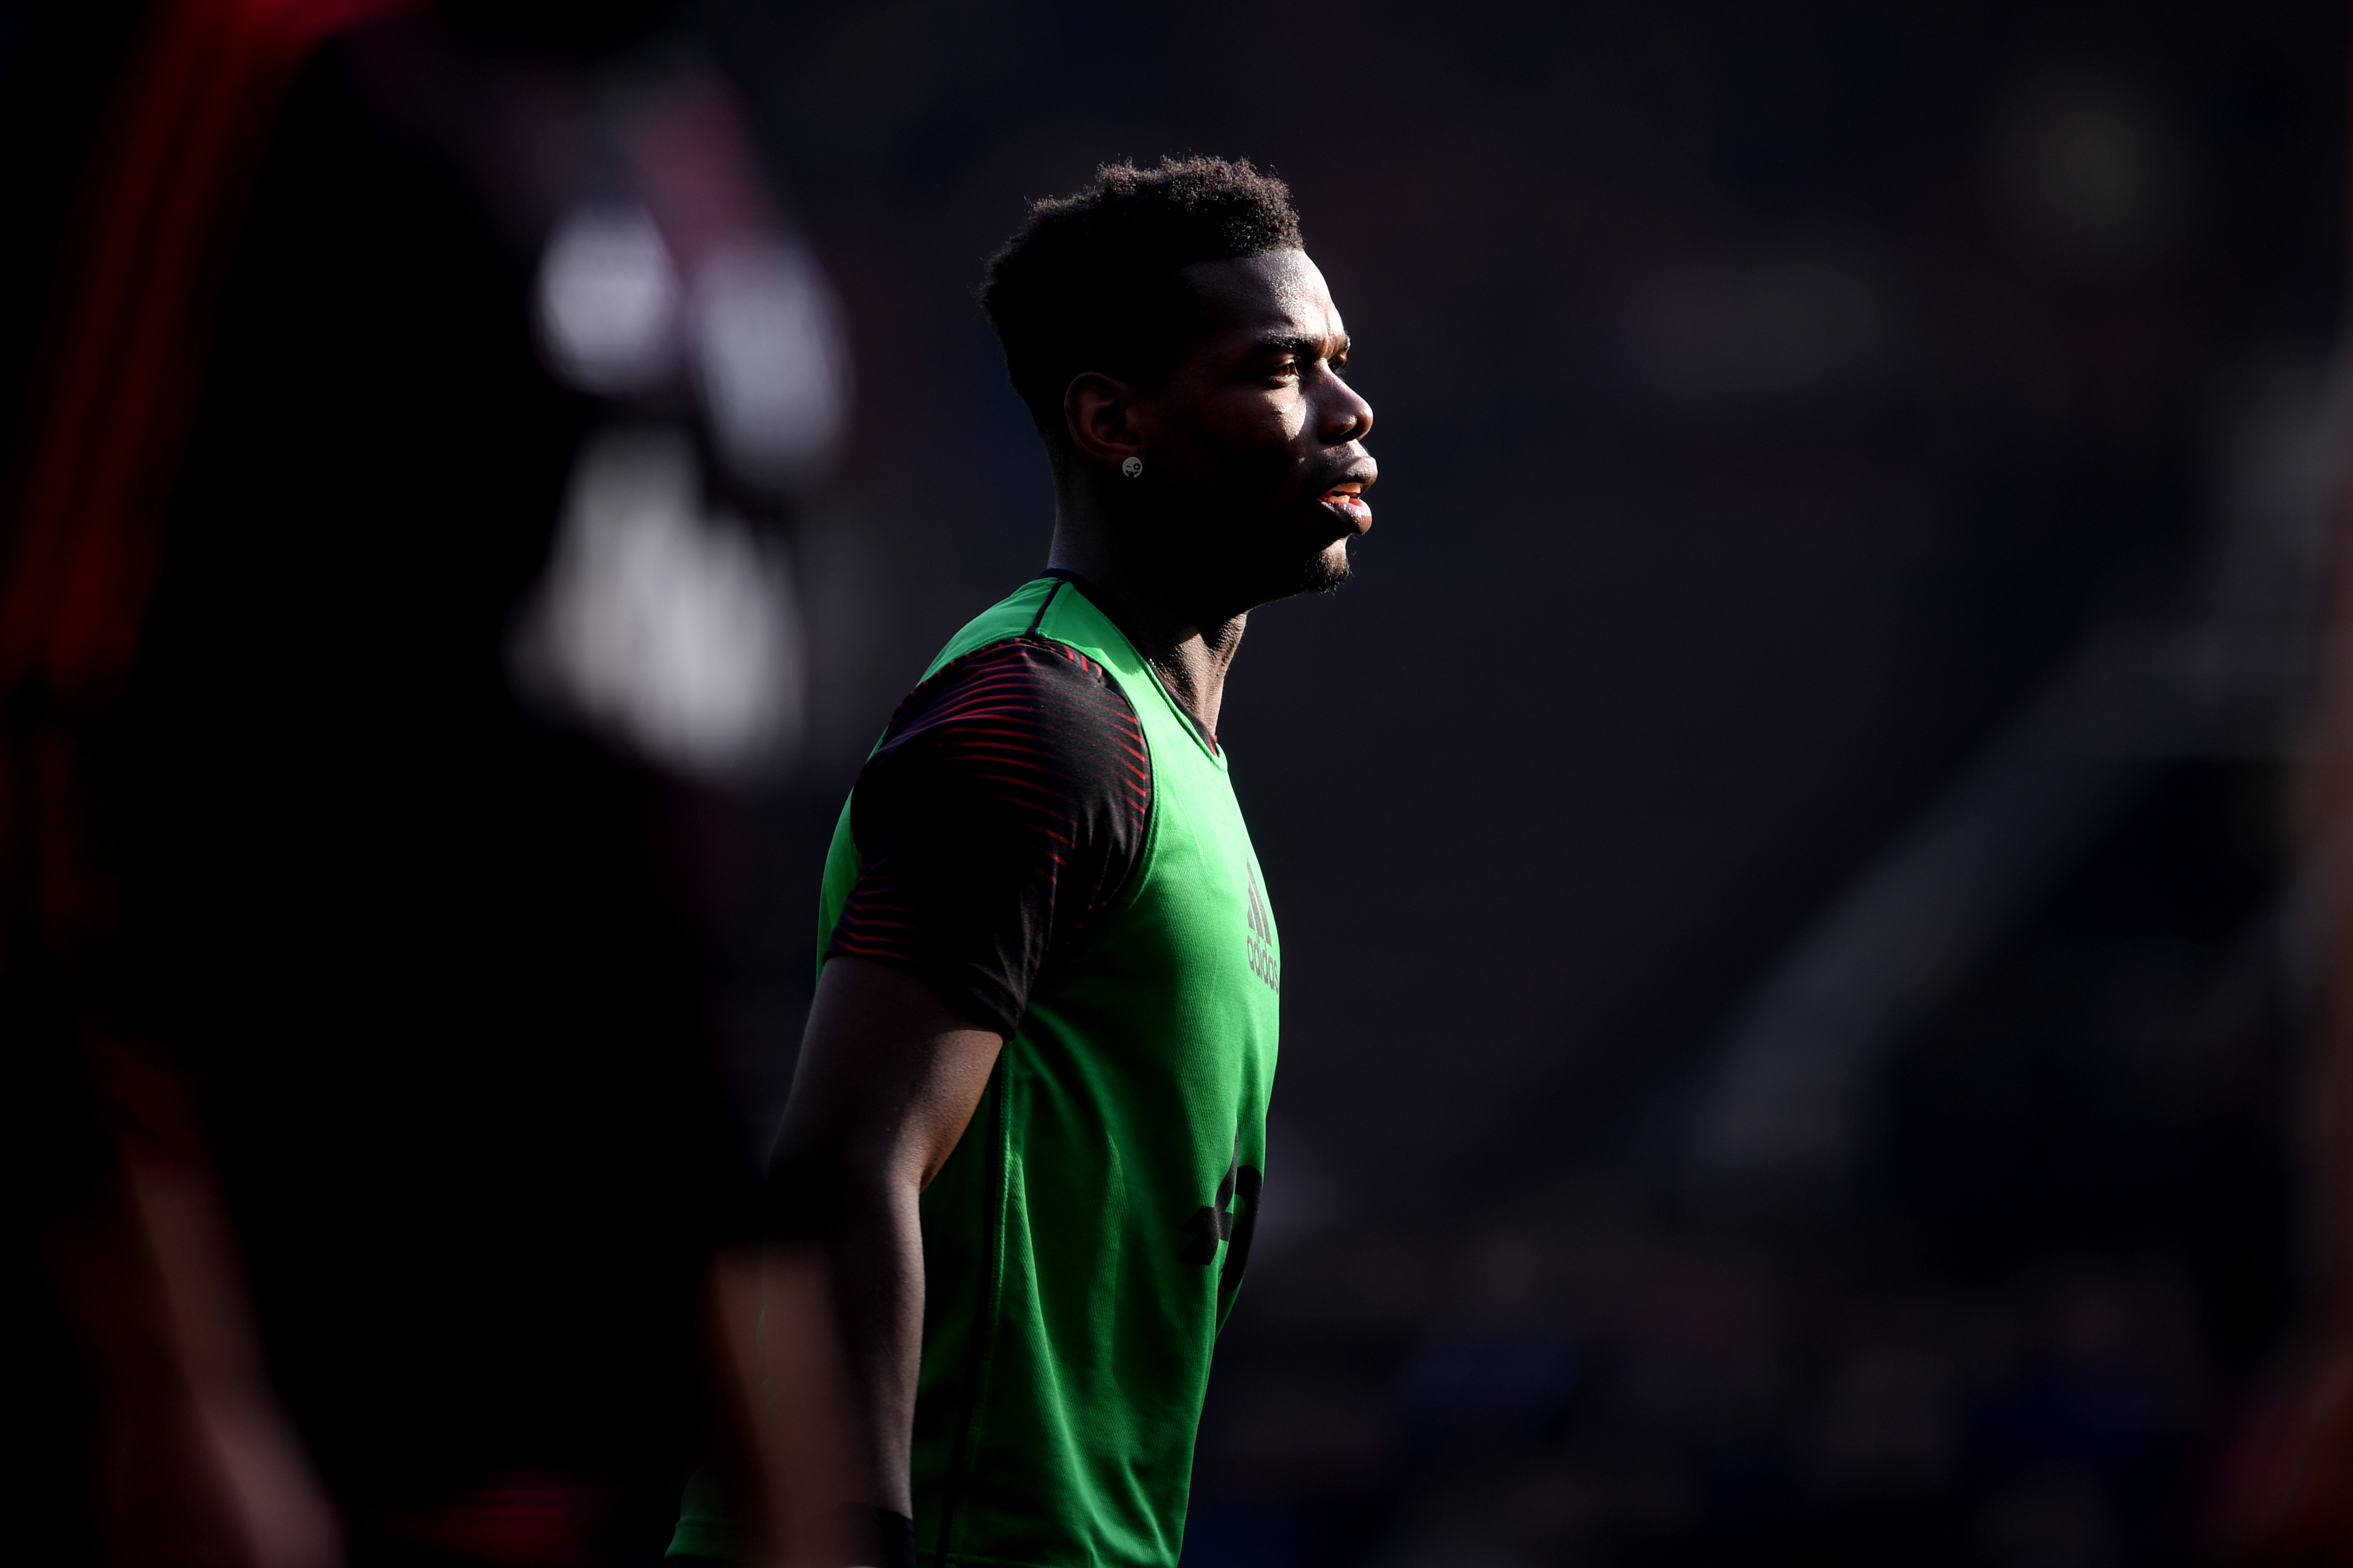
1243, 863, 1280, 993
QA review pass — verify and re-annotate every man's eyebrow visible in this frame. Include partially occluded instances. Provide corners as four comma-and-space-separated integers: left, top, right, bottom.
1253, 332, 1351, 359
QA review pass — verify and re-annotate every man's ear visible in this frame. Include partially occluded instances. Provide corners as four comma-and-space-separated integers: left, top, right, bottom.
1063, 372, 1144, 474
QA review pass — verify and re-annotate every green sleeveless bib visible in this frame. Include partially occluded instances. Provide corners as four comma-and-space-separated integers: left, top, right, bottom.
667, 577, 1279, 1567
849, 576, 1279, 1568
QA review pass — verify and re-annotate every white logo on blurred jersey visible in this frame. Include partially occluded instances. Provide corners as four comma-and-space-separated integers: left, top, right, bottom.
532, 202, 850, 498
509, 426, 803, 783
691, 242, 852, 495
534, 204, 682, 395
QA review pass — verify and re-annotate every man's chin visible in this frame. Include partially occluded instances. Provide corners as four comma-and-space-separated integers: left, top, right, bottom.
1243, 545, 1350, 608
1297, 540, 1352, 596
1196, 535, 1353, 614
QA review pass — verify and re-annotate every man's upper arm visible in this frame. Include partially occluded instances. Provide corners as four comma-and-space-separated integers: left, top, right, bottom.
779, 955, 1003, 1190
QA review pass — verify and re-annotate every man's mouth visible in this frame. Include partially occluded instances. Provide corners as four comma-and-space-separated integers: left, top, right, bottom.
1320, 481, 1372, 530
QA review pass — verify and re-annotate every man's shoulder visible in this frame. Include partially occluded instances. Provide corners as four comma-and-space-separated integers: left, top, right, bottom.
881, 635, 1139, 754
875, 640, 1148, 800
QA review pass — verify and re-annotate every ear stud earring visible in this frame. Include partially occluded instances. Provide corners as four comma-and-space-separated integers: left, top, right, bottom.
1121, 456, 1144, 479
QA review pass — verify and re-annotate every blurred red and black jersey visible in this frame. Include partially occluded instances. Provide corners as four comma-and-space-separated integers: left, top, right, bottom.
1, 0, 829, 1554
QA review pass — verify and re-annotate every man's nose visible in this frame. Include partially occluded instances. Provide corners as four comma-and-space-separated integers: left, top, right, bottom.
1320, 381, 1373, 446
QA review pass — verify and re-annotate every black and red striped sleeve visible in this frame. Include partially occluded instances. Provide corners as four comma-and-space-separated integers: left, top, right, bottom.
824, 636, 1152, 1035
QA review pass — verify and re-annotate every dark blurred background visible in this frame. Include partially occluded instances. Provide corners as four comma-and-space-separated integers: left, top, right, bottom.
701, 2, 2349, 1564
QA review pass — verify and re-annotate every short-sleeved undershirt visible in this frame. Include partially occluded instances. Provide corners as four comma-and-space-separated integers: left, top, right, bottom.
824, 635, 1158, 1034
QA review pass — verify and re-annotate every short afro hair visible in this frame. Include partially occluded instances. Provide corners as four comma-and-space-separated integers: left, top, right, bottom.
980, 156, 1302, 447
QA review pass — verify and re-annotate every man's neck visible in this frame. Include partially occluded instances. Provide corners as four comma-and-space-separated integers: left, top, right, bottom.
1045, 525, 1245, 737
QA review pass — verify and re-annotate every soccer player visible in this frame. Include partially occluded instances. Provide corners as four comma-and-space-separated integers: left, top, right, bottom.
667, 157, 1376, 1568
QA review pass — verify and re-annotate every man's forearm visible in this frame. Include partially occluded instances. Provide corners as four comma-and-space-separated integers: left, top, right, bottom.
778, 956, 1006, 1529
706, 1245, 862, 1568
828, 1167, 928, 1518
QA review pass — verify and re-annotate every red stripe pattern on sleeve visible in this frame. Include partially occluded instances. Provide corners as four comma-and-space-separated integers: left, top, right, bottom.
825, 636, 1152, 1034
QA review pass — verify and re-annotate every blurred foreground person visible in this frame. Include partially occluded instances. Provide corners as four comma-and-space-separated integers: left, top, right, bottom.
670, 159, 1377, 1568
3, 1, 856, 1563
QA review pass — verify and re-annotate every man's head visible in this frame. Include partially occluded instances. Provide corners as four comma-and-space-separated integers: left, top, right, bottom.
981, 157, 1375, 616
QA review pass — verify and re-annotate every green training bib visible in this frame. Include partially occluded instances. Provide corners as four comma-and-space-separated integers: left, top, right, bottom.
878, 577, 1277, 1568
670, 576, 1278, 1568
